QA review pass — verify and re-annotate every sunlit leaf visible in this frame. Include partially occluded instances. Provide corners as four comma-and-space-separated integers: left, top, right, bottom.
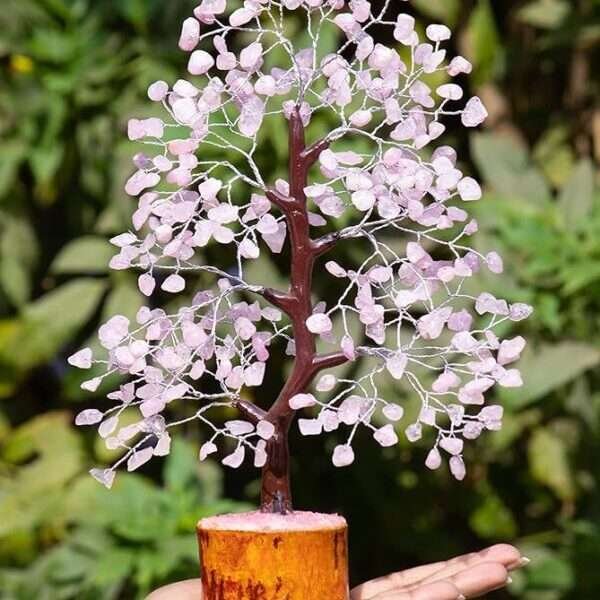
466, 0, 503, 85
533, 126, 575, 187
412, 0, 460, 26
518, 0, 571, 29
501, 343, 600, 409
51, 236, 115, 274
2, 279, 107, 370
528, 427, 575, 501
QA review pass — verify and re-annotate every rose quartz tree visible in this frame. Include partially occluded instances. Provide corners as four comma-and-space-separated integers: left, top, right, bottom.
70, 0, 531, 515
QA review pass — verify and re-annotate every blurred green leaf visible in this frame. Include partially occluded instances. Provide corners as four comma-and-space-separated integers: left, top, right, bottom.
0, 412, 84, 538
47, 546, 95, 583
472, 133, 551, 203
101, 276, 142, 322
561, 261, 600, 296
522, 545, 575, 591
518, 0, 571, 29
27, 28, 78, 63
2, 278, 107, 370
91, 548, 135, 587
0, 259, 31, 309
243, 252, 287, 291
501, 343, 600, 409
164, 437, 199, 494
90, 476, 178, 543
470, 488, 518, 539
467, 0, 502, 85
528, 427, 575, 501
533, 126, 576, 188
113, 0, 150, 32
565, 378, 600, 433
558, 159, 594, 230
51, 236, 115, 274
0, 140, 27, 199
412, 0, 460, 26
0, 214, 39, 307
487, 409, 542, 452
132, 550, 172, 593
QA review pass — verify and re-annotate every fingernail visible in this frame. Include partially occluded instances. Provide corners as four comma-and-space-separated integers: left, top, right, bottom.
508, 556, 531, 570
507, 577, 513, 585
457, 595, 467, 600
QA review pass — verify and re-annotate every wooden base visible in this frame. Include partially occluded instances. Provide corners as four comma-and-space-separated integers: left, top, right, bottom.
197, 511, 349, 600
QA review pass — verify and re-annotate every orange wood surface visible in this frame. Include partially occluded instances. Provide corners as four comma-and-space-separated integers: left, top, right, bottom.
197, 523, 349, 600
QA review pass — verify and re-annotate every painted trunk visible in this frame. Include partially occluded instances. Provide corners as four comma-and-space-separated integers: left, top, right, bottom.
197, 511, 349, 600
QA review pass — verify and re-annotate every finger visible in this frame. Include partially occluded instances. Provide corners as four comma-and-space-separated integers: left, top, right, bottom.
351, 562, 455, 599
441, 562, 509, 598
367, 580, 463, 600
145, 579, 202, 600
479, 544, 524, 570
412, 545, 522, 585
351, 545, 522, 599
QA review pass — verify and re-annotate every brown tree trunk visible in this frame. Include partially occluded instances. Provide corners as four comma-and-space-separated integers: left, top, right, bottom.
260, 424, 293, 514
259, 108, 322, 513
259, 107, 348, 514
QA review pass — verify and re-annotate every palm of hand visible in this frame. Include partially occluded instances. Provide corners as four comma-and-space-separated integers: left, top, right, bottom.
148, 544, 526, 600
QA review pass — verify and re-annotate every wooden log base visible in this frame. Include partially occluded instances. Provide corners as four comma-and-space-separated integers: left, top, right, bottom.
197, 511, 349, 600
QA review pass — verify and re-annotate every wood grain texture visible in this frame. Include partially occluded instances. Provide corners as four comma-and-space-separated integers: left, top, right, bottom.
198, 522, 349, 600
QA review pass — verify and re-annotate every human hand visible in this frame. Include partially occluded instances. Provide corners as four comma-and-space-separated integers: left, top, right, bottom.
349, 544, 527, 599
147, 543, 528, 599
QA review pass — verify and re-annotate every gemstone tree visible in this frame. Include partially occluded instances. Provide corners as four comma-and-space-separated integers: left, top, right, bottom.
70, 0, 531, 514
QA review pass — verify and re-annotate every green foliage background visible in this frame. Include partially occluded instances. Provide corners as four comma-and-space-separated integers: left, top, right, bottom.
0, 0, 599, 598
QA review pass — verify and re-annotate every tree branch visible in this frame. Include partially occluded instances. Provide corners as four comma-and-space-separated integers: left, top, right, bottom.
312, 352, 349, 373
266, 188, 295, 211
234, 399, 267, 424
314, 226, 364, 256
262, 287, 297, 315
301, 137, 331, 167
